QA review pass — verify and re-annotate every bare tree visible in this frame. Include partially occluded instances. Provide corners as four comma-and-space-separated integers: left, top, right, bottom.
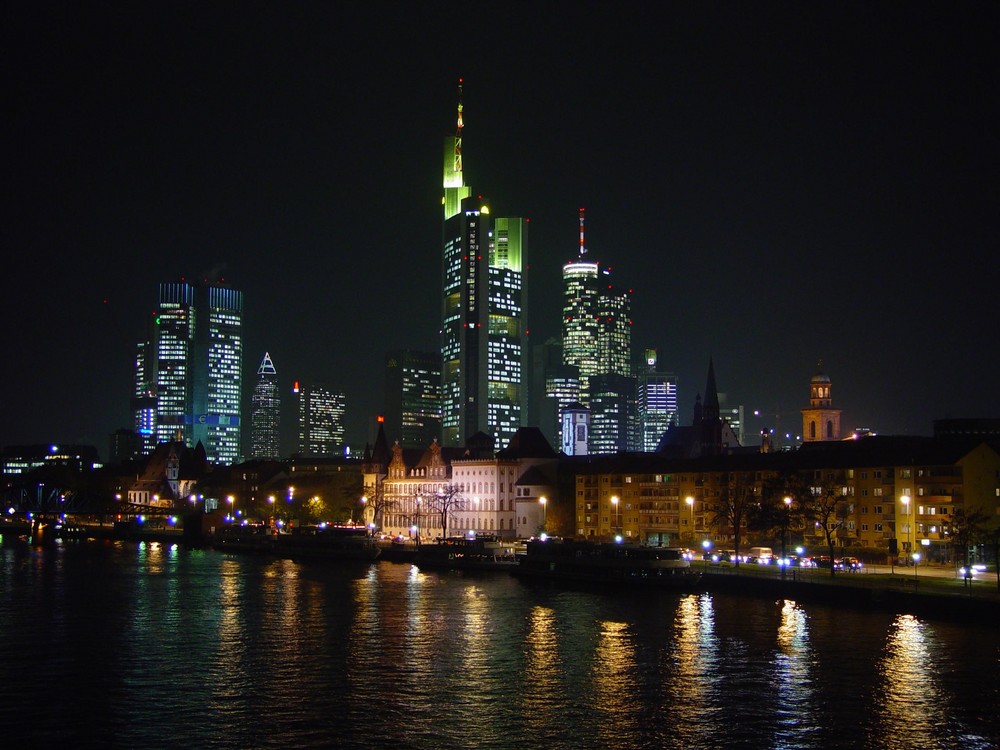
362, 474, 396, 534
950, 507, 990, 587
425, 483, 464, 540
710, 473, 757, 569
805, 478, 851, 577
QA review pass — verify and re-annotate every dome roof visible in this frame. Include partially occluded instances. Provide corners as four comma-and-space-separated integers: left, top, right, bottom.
811, 371, 831, 384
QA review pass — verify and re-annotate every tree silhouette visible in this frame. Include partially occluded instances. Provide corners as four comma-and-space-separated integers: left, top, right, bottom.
710, 473, 757, 569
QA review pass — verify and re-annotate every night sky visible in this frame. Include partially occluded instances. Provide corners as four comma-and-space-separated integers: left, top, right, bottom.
5, 2, 997, 458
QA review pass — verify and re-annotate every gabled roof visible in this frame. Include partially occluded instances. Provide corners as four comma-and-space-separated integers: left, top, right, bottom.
496, 427, 558, 459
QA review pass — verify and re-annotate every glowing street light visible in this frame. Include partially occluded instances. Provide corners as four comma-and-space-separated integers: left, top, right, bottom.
901, 494, 912, 556
611, 495, 620, 539
539, 496, 547, 531
781, 496, 792, 578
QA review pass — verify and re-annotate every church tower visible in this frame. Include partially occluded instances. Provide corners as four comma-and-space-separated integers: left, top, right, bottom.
801, 361, 842, 442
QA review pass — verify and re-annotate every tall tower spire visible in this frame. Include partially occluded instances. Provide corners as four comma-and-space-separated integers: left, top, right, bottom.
442, 77, 471, 220
578, 207, 587, 257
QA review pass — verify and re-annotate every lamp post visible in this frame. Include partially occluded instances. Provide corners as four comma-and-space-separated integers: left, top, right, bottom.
267, 495, 275, 530
912, 551, 920, 582
360, 495, 368, 530
539, 496, 547, 533
685, 496, 695, 544
227, 495, 235, 522
782, 496, 792, 579
415, 497, 422, 547
611, 495, 620, 541
901, 494, 912, 557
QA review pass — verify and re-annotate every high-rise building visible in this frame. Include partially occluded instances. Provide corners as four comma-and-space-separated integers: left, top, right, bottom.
151, 280, 243, 465
560, 209, 635, 453
529, 339, 581, 450
131, 338, 157, 457
384, 350, 442, 448
249, 352, 281, 459
440, 81, 526, 449
561, 209, 601, 404
294, 381, 345, 455
588, 373, 640, 453
638, 348, 679, 452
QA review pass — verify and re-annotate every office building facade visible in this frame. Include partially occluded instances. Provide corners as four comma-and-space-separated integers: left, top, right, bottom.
440, 83, 527, 449
150, 280, 243, 465
638, 349, 679, 452
249, 352, 281, 460
294, 381, 346, 456
384, 350, 442, 448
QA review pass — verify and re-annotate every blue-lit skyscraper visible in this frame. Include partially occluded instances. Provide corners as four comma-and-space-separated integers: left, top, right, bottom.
638, 348, 678, 451
151, 280, 243, 465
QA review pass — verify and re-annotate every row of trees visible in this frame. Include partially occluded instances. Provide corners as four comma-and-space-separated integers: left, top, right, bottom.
709, 470, 1000, 585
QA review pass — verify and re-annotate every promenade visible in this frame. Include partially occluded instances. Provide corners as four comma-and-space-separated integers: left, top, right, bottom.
694, 558, 1000, 621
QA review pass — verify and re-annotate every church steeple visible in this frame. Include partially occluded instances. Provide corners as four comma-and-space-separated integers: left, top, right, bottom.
801, 360, 842, 442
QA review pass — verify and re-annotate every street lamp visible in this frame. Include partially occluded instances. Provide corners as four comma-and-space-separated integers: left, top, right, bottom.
901, 494, 912, 556
227, 495, 235, 521
415, 497, 422, 546
912, 551, 920, 582
782, 496, 792, 578
539, 496, 547, 532
611, 496, 620, 540
360, 495, 368, 529
685, 496, 695, 541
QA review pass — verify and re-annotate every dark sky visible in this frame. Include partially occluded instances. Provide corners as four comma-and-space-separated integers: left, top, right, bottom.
5, 2, 997, 458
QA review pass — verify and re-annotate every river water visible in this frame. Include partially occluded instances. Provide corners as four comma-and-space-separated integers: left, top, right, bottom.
0, 538, 996, 750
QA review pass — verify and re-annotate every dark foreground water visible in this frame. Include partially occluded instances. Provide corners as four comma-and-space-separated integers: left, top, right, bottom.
0, 538, 997, 750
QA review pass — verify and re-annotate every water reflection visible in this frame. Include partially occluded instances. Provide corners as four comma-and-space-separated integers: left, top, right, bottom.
870, 614, 951, 750
591, 619, 640, 745
669, 593, 719, 745
773, 599, 816, 747
522, 605, 560, 733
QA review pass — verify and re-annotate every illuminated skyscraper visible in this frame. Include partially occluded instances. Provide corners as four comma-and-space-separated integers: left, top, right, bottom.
249, 352, 281, 459
294, 381, 345, 455
440, 81, 527, 449
561, 209, 601, 403
560, 210, 635, 452
384, 350, 441, 448
131, 338, 157, 456
638, 348, 678, 452
152, 280, 243, 465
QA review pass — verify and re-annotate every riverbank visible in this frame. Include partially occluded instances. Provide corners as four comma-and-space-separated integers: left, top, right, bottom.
694, 562, 1000, 622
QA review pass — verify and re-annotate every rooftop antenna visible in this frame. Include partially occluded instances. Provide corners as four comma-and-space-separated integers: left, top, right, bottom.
579, 207, 587, 257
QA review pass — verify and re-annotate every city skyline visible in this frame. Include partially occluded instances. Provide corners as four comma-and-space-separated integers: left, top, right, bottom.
5, 3, 997, 456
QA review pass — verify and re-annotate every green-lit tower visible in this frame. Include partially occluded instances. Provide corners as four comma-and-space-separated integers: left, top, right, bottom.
440, 80, 527, 449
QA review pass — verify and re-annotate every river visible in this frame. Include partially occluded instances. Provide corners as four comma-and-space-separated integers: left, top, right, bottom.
0, 537, 996, 749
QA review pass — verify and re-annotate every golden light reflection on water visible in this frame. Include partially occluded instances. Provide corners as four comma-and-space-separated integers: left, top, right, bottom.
669, 593, 719, 743
871, 614, 949, 748
592, 619, 640, 744
522, 606, 560, 731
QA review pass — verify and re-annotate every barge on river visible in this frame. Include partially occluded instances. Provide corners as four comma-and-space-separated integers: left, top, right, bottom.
513, 538, 700, 587
214, 525, 380, 562
415, 536, 523, 571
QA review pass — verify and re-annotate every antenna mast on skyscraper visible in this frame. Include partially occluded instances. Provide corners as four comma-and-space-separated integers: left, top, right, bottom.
454, 77, 464, 176
579, 207, 587, 256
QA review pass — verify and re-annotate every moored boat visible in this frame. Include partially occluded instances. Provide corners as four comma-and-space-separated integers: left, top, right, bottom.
215, 525, 380, 561
415, 536, 523, 571
513, 538, 700, 587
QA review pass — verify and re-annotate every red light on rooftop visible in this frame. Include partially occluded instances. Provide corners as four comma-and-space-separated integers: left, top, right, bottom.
377, 415, 385, 423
